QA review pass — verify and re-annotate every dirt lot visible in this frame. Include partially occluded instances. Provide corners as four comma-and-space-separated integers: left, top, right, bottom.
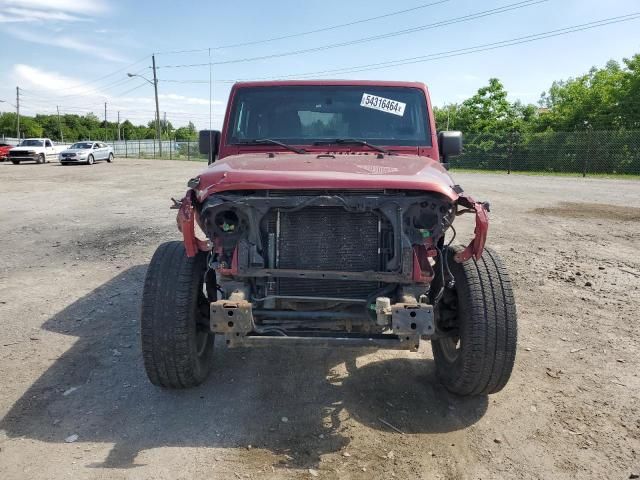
0, 159, 638, 479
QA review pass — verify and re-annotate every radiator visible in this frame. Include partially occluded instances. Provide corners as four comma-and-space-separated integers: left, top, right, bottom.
267, 206, 382, 299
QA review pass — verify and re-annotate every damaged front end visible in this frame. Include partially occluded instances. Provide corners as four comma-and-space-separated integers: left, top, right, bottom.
175, 186, 488, 351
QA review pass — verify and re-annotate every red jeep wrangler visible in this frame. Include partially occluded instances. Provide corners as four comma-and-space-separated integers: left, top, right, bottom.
141, 80, 517, 396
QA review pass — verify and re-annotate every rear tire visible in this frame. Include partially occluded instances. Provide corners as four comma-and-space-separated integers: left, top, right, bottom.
141, 241, 214, 389
11, 160, 19, 165
431, 246, 517, 396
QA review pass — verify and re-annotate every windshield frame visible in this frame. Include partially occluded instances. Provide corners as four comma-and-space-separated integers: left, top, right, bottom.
225, 85, 432, 149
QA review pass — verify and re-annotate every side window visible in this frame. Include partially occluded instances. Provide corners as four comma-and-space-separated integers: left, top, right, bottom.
93, 143, 99, 149
45, 140, 52, 147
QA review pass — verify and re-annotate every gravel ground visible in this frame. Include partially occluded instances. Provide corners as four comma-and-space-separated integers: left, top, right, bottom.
0, 159, 638, 480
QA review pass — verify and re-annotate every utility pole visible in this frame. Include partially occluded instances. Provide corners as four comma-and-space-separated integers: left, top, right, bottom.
104, 102, 107, 142
56, 105, 64, 142
16, 86, 20, 140
152, 54, 162, 156
117, 111, 120, 141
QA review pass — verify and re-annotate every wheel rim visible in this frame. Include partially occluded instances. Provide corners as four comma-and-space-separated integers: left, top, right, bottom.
436, 276, 462, 363
194, 279, 211, 357
440, 336, 461, 362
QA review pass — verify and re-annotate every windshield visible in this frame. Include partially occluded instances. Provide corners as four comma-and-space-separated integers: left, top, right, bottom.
71, 142, 93, 149
227, 85, 431, 147
20, 140, 44, 147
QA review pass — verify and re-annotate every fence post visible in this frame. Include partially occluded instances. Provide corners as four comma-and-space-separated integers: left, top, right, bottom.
507, 131, 513, 174
583, 127, 592, 178
125, 138, 128, 158
170, 138, 173, 160
187, 141, 190, 161
153, 140, 156, 159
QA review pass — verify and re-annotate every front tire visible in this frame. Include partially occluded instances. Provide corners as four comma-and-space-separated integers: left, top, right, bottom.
87, 154, 94, 165
11, 160, 20, 165
107, 153, 113, 163
141, 241, 214, 389
37, 154, 45, 164
431, 246, 517, 396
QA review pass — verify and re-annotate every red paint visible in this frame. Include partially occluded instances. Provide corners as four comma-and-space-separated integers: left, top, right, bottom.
412, 245, 435, 283
195, 152, 458, 201
454, 196, 489, 262
176, 192, 200, 257
179, 80, 489, 261
0, 144, 13, 160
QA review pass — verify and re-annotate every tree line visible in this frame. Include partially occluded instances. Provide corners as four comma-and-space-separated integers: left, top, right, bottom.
433, 54, 640, 174
0, 111, 199, 142
434, 54, 640, 134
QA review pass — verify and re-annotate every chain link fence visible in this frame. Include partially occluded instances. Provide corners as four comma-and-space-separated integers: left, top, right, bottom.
5, 131, 640, 175
450, 130, 640, 176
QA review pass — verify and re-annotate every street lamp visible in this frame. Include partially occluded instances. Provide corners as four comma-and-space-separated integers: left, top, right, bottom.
127, 55, 162, 156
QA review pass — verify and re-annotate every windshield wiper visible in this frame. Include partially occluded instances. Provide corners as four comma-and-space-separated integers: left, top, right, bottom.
235, 138, 306, 154
313, 138, 392, 155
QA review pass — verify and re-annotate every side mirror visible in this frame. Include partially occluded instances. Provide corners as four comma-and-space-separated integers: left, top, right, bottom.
438, 131, 462, 157
438, 131, 462, 170
199, 130, 221, 164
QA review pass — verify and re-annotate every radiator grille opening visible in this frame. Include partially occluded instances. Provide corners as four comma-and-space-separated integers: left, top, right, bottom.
266, 206, 385, 299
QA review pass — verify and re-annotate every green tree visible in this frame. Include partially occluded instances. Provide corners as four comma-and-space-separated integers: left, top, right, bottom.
174, 121, 197, 140
537, 56, 640, 131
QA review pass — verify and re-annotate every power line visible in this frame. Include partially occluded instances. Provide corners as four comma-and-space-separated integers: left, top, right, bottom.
156, 0, 546, 68
154, 0, 451, 54
212, 12, 640, 82
41, 55, 150, 92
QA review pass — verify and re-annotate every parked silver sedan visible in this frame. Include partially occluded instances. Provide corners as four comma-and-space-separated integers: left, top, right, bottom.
59, 142, 114, 165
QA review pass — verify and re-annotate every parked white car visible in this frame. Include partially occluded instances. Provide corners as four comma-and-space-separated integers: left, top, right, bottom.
8, 138, 69, 164
59, 142, 114, 165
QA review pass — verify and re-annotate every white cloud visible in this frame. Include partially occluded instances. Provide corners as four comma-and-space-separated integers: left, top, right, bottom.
159, 93, 223, 106
0, 0, 108, 24
12, 63, 109, 96
10, 64, 227, 128
7, 27, 127, 62
0, 7, 88, 22
0, 0, 108, 15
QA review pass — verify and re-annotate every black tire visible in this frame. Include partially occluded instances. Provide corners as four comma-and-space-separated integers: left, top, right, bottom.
37, 154, 45, 164
11, 160, 19, 165
87, 154, 94, 165
431, 246, 517, 396
141, 241, 214, 388
107, 153, 113, 163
